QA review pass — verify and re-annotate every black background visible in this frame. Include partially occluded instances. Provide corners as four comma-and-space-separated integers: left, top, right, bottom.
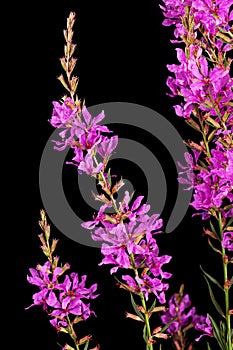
11, 1, 222, 349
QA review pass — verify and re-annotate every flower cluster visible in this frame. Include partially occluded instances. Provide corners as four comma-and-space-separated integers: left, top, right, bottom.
160, 0, 233, 41
26, 6, 233, 350
50, 100, 118, 176
26, 261, 98, 325
160, 1, 233, 349
160, 0, 233, 124
178, 146, 233, 221
82, 190, 172, 304
26, 210, 99, 350
160, 284, 213, 349
50, 92, 173, 308
51, 94, 174, 344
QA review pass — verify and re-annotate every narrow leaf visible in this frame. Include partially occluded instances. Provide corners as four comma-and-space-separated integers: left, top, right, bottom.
200, 265, 224, 291
203, 275, 224, 317
160, 316, 177, 333
208, 238, 222, 255
130, 293, 145, 321
143, 324, 148, 344
226, 216, 233, 228
220, 320, 226, 339
148, 298, 157, 313
208, 314, 225, 350
209, 221, 220, 240
107, 168, 112, 188
208, 129, 216, 142
84, 340, 90, 350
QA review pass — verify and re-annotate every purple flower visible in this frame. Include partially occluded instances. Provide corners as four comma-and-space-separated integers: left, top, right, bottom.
135, 274, 169, 303
50, 295, 94, 323
194, 315, 213, 341
159, 0, 192, 38
49, 102, 112, 153
160, 0, 233, 38
26, 261, 98, 326
49, 97, 80, 129
49, 272, 98, 323
122, 273, 169, 304
160, 289, 213, 343
177, 151, 198, 189
25, 261, 68, 310
186, 145, 233, 219
222, 231, 233, 252
165, 41, 233, 120
56, 272, 98, 300
81, 203, 113, 230
78, 151, 104, 176
160, 293, 197, 334
192, 0, 233, 36
81, 192, 154, 231
96, 135, 118, 160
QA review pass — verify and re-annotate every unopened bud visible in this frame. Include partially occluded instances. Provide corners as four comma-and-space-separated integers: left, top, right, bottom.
125, 312, 144, 322
62, 263, 71, 274
57, 74, 70, 92
78, 335, 92, 345
203, 227, 218, 239
51, 238, 58, 254
44, 224, 50, 240
206, 116, 220, 128
38, 233, 46, 245
52, 256, 59, 269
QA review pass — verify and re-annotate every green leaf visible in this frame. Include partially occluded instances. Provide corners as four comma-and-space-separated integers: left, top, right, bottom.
107, 168, 112, 187
208, 238, 222, 255
160, 316, 177, 333
148, 298, 157, 313
84, 340, 89, 350
203, 275, 224, 318
208, 314, 226, 350
207, 342, 211, 350
200, 265, 224, 291
143, 324, 148, 344
130, 293, 145, 321
208, 129, 217, 142
220, 320, 226, 340
199, 160, 209, 168
226, 216, 233, 228
209, 221, 220, 240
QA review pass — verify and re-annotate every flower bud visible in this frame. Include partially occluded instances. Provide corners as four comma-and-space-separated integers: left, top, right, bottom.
125, 312, 144, 322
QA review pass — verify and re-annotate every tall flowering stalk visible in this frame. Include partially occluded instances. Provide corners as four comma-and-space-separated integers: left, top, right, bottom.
159, 1, 233, 349
26, 210, 99, 350
26, 8, 230, 350
47, 11, 212, 350
48, 12, 175, 349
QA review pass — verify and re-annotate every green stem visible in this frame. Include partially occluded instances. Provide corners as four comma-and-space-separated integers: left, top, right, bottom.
218, 212, 232, 350
66, 315, 80, 350
196, 108, 211, 158
130, 253, 153, 350
93, 154, 120, 214
202, 131, 211, 158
